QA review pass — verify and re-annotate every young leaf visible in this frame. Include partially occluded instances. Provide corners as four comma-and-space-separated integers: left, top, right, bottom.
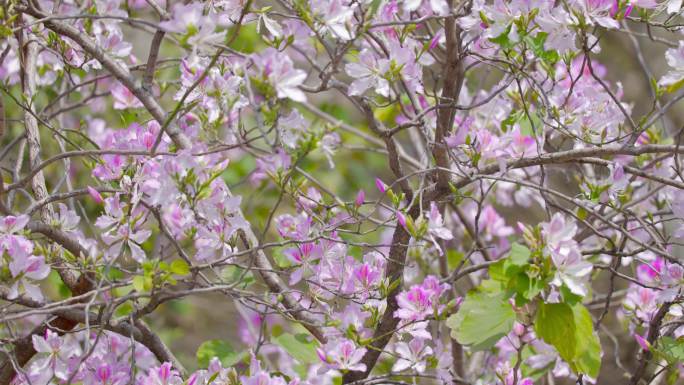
170, 259, 191, 275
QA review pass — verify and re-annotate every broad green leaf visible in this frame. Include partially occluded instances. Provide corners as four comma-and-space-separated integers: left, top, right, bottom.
196, 340, 243, 368
570, 304, 601, 378
447, 291, 516, 351
535, 302, 602, 378
273, 333, 319, 364
535, 302, 576, 361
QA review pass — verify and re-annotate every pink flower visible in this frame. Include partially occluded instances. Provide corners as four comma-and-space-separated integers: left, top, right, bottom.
351, 252, 385, 299
241, 355, 299, 385
284, 242, 322, 284
316, 338, 367, 372
581, 0, 620, 29
0, 214, 29, 234
425, 202, 453, 254
297, 187, 323, 211
660, 41, 684, 87
252, 48, 307, 102
111, 82, 143, 110
624, 285, 659, 322
394, 275, 450, 323
392, 338, 433, 373
31, 330, 76, 381
7, 237, 50, 301
160, 3, 206, 33
54, 203, 80, 232
275, 213, 312, 241
250, 149, 292, 185
346, 49, 390, 97
478, 205, 514, 240
139, 363, 182, 385
542, 213, 577, 255
310, 0, 357, 40
194, 222, 238, 262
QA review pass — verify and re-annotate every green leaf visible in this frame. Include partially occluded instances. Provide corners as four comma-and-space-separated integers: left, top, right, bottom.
535, 302, 602, 378
656, 336, 684, 364
170, 259, 190, 275
535, 302, 576, 361
273, 333, 319, 364
571, 304, 601, 378
509, 243, 531, 265
509, 272, 544, 303
196, 340, 243, 368
447, 291, 516, 351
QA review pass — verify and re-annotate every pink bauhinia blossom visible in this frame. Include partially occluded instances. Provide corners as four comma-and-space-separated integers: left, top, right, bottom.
316, 338, 367, 372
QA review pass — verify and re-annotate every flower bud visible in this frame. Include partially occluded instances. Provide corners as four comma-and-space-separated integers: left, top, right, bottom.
355, 189, 365, 207
375, 178, 388, 194
87, 186, 103, 204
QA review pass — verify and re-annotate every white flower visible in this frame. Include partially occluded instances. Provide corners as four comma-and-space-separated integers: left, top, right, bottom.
659, 41, 684, 87
550, 247, 593, 296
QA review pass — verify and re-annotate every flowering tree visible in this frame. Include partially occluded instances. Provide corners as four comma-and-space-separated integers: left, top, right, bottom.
2, 0, 684, 384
